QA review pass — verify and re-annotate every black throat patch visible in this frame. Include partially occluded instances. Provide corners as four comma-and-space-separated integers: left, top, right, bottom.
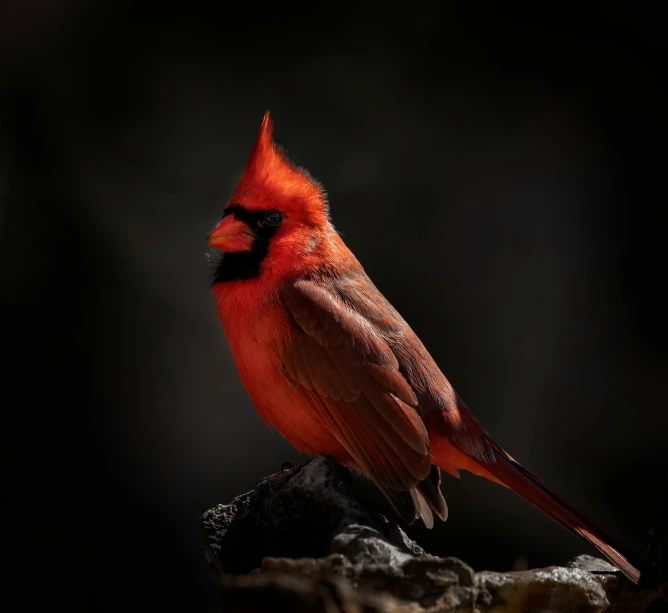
211, 204, 280, 284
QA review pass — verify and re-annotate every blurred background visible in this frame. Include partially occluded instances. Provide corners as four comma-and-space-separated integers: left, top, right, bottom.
3, 1, 666, 610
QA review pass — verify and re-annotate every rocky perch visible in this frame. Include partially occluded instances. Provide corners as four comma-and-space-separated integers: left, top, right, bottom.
201, 456, 666, 613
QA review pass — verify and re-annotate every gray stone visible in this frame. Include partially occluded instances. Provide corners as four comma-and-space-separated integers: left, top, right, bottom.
202, 456, 667, 612
476, 566, 609, 613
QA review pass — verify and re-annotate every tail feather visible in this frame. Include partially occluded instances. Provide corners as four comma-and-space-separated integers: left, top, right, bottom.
435, 436, 644, 584
410, 489, 435, 529
416, 464, 448, 521
376, 464, 448, 529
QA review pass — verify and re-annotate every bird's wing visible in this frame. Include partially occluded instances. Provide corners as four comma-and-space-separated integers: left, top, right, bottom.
280, 278, 432, 497
323, 270, 496, 464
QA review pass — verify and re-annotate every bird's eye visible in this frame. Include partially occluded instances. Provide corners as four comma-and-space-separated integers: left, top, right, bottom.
264, 210, 282, 226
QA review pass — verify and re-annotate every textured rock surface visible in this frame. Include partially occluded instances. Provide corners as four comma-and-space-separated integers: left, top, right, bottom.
201, 456, 416, 574
202, 456, 667, 612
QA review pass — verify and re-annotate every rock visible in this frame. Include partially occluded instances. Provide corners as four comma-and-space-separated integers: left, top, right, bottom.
212, 572, 397, 613
202, 456, 667, 612
201, 456, 385, 574
567, 555, 667, 613
476, 566, 609, 613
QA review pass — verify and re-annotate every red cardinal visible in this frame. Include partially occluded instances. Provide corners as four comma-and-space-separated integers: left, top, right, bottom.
208, 112, 642, 583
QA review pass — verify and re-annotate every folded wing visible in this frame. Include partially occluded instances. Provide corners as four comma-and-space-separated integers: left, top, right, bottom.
280, 278, 444, 523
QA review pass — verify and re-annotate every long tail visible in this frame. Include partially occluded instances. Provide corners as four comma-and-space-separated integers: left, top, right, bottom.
433, 436, 644, 584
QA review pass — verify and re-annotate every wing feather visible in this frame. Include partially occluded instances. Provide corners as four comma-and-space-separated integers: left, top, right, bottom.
281, 279, 432, 493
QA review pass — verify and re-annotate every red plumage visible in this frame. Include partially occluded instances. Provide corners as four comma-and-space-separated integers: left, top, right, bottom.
208, 112, 643, 583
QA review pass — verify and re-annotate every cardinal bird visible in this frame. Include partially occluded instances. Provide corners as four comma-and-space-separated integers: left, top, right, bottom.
207, 112, 643, 584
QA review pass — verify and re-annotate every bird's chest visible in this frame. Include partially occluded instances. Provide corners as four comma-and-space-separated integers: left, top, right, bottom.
215, 283, 339, 454
217, 284, 288, 385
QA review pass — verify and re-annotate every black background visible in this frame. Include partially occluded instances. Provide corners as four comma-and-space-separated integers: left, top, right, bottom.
3, 1, 666, 610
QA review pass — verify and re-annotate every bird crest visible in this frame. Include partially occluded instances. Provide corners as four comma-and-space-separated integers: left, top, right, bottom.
228, 112, 329, 225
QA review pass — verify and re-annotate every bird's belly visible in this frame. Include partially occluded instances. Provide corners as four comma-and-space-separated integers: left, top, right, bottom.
246, 360, 346, 459
228, 313, 347, 461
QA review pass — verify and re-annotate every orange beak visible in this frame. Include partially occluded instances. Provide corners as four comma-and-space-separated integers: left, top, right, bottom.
206, 214, 255, 252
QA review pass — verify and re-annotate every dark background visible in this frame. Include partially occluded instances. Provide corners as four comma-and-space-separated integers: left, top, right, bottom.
3, 1, 666, 610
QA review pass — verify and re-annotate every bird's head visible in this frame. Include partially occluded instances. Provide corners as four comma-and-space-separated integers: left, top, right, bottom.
207, 112, 330, 277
